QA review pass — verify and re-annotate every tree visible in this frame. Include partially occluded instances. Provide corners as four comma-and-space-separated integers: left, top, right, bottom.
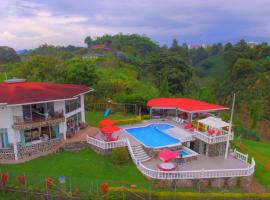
65, 58, 97, 86
11, 55, 63, 82
250, 101, 262, 129
160, 77, 170, 97
84, 36, 93, 48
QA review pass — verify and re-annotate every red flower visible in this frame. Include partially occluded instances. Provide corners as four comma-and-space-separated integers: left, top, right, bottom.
100, 183, 109, 195
45, 178, 53, 187
17, 175, 25, 185
1, 172, 9, 186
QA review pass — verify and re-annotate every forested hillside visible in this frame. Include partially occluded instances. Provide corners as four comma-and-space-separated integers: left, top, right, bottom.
0, 34, 269, 140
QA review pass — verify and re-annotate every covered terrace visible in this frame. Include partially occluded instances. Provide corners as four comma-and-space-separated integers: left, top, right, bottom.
147, 98, 228, 121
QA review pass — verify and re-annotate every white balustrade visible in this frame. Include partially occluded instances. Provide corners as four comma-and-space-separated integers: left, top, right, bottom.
193, 130, 234, 144
137, 158, 255, 180
234, 149, 248, 162
86, 135, 126, 150
86, 135, 255, 180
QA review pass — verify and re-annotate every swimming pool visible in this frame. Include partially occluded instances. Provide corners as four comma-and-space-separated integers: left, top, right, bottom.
177, 149, 192, 157
125, 123, 181, 148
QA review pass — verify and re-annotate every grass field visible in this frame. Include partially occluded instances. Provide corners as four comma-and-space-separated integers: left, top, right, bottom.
85, 111, 134, 127
0, 72, 6, 82
236, 138, 270, 191
0, 149, 149, 191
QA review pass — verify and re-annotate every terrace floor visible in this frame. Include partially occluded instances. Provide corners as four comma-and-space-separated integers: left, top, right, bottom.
110, 119, 251, 171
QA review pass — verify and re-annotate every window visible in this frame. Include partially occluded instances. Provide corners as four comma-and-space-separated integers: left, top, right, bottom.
21, 125, 60, 144
65, 97, 81, 113
66, 112, 82, 132
0, 129, 9, 148
24, 128, 40, 143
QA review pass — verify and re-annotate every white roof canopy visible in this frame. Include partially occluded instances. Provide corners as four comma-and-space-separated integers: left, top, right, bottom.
198, 116, 230, 129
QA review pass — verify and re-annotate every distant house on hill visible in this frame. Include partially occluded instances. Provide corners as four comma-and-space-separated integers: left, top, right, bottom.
91, 44, 110, 51
81, 53, 104, 59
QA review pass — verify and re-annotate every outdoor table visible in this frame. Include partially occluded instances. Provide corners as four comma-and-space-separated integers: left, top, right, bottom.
159, 162, 176, 171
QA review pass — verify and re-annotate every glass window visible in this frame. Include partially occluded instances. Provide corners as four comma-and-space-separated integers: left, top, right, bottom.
0, 129, 9, 148
65, 97, 81, 113
66, 112, 82, 132
24, 128, 40, 143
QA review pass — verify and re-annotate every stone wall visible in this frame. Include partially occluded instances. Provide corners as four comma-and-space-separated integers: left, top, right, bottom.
208, 142, 226, 157
0, 146, 15, 161
17, 139, 60, 159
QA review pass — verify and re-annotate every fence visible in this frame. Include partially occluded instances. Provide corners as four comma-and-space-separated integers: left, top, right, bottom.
86, 136, 255, 180
86, 102, 139, 115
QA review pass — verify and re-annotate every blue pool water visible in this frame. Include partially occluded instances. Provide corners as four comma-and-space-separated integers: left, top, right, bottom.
176, 149, 192, 157
125, 124, 181, 148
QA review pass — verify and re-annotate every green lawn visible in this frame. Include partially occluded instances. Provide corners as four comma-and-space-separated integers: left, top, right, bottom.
0, 72, 6, 82
0, 149, 149, 191
85, 111, 134, 127
236, 138, 270, 191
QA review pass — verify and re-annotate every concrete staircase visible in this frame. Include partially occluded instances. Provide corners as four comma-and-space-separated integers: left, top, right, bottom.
131, 145, 151, 162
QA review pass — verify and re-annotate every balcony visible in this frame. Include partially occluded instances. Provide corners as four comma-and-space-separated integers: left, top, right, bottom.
12, 110, 65, 130
193, 130, 234, 144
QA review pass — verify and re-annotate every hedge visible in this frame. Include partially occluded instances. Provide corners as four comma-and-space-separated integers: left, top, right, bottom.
109, 187, 270, 200
115, 116, 142, 125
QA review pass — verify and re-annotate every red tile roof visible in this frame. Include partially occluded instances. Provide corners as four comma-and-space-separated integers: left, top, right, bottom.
0, 82, 93, 105
147, 98, 227, 113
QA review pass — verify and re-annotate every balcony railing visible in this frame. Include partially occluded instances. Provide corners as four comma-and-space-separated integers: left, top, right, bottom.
193, 130, 234, 144
12, 109, 65, 130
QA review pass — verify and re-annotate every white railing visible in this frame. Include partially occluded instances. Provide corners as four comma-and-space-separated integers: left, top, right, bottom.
87, 135, 255, 180
125, 138, 138, 164
234, 149, 248, 162
137, 158, 255, 180
193, 131, 234, 144
86, 135, 126, 150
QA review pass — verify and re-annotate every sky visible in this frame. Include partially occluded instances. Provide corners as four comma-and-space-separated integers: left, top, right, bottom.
1, 0, 270, 50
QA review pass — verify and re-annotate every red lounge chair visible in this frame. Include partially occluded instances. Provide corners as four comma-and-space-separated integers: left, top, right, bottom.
104, 133, 119, 142
208, 130, 215, 136
184, 122, 193, 129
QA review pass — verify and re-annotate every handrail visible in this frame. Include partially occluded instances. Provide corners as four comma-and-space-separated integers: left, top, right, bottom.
193, 130, 234, 144
86, 135, 255, 180
86, 135, 126, 150
234, 148, 248, 162
137, 158, 255, 180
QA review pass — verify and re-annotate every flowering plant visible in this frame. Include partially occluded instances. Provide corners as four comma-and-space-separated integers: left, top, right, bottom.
100, 183, 109, 195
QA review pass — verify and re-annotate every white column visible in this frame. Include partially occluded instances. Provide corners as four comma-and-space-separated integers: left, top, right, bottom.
225, 93, 235, 159
80, 95, 86, 122
13, 143, 18, 160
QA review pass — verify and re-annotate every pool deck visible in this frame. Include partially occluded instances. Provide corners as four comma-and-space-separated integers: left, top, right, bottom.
93, 119, 251, 172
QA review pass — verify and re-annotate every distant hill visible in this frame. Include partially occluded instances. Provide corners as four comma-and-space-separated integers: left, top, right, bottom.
16, 49, 28, 55
0, 46, 21, 64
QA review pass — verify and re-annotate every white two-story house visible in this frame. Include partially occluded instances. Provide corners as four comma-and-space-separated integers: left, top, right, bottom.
0, 79, 93, 162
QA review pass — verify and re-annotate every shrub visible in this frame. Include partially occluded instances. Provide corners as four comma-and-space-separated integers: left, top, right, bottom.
1, 172, 9, 186
115, 116, 141, 125
141, 115, 150, 120
109, 187, 270, 200
265, 160, 270, 172
109, 148, 129, 165
100, 183, 109, 195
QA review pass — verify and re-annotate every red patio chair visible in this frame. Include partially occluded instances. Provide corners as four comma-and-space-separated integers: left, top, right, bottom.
184, 122, 193, 129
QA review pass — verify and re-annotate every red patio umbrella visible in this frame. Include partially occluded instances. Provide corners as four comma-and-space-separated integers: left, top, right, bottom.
100, 125, 120, 134
98, 119, 116, 127
158, 149, 179, 162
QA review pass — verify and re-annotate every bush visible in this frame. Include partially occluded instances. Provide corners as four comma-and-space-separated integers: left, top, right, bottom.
115, 116, 141, 125
141, 115, 150, 120
235, 126, 260, 141
109, 148, 129, 165
109, 187, 270, 200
